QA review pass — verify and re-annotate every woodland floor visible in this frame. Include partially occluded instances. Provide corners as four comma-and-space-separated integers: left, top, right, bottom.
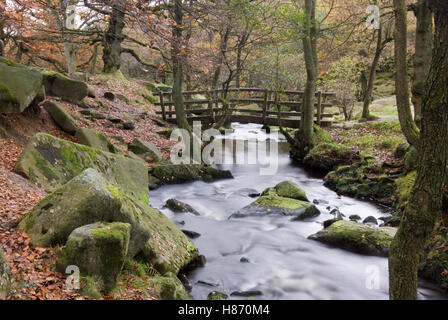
0, 75, 175, 300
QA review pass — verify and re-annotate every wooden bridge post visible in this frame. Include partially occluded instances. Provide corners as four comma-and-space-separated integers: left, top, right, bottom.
317, 90, 322, 126
159, 92, 166, 121
169, 92, 173, 119
262, 89, 268, 124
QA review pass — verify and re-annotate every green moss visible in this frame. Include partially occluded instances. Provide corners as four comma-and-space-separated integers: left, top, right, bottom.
309, 220, 397, 256
312, 124, 333, 145
256, 195, 308, 210
80, 275, 103, 299
0, 83, 18, 103
272, 181, 309, 202
31, 149, 59, 182
396, 171, 416, 206
148, 275, 191, 300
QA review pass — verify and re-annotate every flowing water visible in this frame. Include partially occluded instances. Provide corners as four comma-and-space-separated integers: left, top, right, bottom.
148, 123, 446, 300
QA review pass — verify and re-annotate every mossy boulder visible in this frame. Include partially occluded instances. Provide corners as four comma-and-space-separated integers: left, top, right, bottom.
304, 143, 360, 173
18, 169, 147, 256
148, 275, 191, 300
44, 101, 79, 135
14, 133, 148, 203
308, 220, 397, 257
128, 138, 161, 163
165, 199, 200, 216
253, 195, 319, 219
0, 249, 11, 300
75, 128, 119, 154
150, 164, 233, 186
263, 181, 309, 202
42, 71, 88, 102
56, 222, 131, 293
420, 223, 448, 291
232, 180, 318, 219
0, 61, 44, 114
19, 169, 198, 273
324, 164, 396, 205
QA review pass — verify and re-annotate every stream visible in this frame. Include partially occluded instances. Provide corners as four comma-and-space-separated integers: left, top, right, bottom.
148, 123, 447, 300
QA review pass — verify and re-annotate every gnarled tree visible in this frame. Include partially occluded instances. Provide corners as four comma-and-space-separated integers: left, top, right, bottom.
389, 0, 448, 300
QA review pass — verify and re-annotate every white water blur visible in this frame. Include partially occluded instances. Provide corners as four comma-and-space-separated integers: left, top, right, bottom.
148, 123, 446, 300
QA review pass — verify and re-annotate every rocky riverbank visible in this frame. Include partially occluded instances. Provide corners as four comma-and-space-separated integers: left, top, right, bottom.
288, 121, 448, 293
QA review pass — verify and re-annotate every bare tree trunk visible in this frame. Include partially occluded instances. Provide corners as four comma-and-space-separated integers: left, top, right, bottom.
411, 0, 433, 128
300, 0, 317, 150
171, 0, 190, 131
90, 43, 98, 75
393, 0, 420, 147
211, 26, 231, 90
102, 1, 125, 73
389, 0, 448, 300
47, 0, 76, 76
362, 27, 383, 119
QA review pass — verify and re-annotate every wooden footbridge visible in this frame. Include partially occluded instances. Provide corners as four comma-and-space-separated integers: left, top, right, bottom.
154, 88, 336, 128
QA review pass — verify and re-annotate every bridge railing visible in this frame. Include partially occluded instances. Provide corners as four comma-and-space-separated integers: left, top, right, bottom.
154, 88, 336, 127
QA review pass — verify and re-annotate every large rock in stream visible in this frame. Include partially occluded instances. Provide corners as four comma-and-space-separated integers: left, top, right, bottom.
0, 249, 11, 300
308, 220, 397, 257
19, 169, 198, 275
14, 133, 148, 203
0, 58, 44, 114
56, 222, 131, 292
231, 181, 319, 220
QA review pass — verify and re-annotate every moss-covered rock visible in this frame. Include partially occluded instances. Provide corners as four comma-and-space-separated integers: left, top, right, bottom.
150, 164, 233, 186
148, 274, 191, 300
44, 101, 79, 135
420, 223, 448, 291
14, 133, 148, 203
253, 195, 319, 219
165, 199, 200, 216
324, 163, 396, 205
42, 71, 88, 102
263, 181, 309, 202
19, 169, 198, 273
304, 143, 360, 173
75, 128, 120, 154
0, 248, 11, 300
308, 220, 397, 257
233, 196, 319, 221
56, 222, 131, 293
18, 169, 145, 255
128, 138, 161, 163
207, 291, 228, 300
0, 61, 43, 114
